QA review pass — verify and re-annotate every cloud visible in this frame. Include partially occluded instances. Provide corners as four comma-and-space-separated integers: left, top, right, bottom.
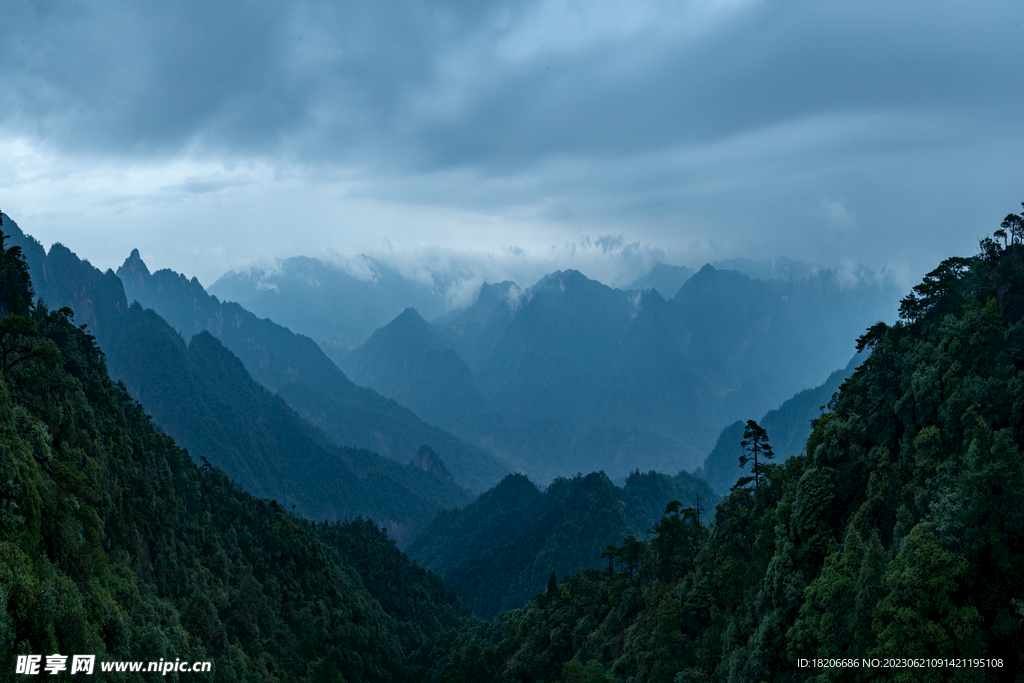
594, 234, 625, 253
0, 0, 1020, 293
338, 255, 379, 284
504, 282, 532, 313
815, 198, 858, 233
444, 275, 485, 310
629, 290, 642, 320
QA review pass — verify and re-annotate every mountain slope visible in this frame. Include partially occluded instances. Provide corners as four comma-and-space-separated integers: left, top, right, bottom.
700, 354, 861, 494
0, 225, 473, 681
408, 469, 717, 618
115, 248, 510, 494
4, 217, 474, 544
421, 208, 1024, 683
339, 308, 490, 435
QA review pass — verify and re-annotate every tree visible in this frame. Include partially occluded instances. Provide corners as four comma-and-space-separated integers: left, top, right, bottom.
733, 420, 774, 493
0, 314, 38, 381
0, 230, 33, 319
871, 524, 981, 678
993, 227, 1008, 249
1000, 203, 1024, 245
601, 544, 619, 577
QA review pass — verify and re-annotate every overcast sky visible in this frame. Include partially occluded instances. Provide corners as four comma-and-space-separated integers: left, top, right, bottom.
1, 0, 1021, 292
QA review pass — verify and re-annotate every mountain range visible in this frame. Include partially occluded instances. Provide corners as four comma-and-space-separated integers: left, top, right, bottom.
3, 216, 508, 545
209, 254, 835, 363
340, 264, 900, 482
209, 255, 454, 365
114, 247, 510, 496
5, 203, 1022, 680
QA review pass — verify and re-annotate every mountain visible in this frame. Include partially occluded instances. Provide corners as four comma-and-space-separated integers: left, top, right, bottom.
407, 469, 717, 619
626, 262, 694, 298
341, 308, 489, 436
707, 255, 820, 281
208, 254, 452, 362
624, 257, 822, 298
342, 265, 899, 483
419, 210, 1024, 682
3, 216, 482, 545
0, 225, 474, 681
115, 248, 511, 495
7, 203, 1023, 682
700, 354, 861, 494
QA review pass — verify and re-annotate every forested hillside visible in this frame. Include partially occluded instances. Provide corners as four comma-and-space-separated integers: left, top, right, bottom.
408, 470, 717, 619
0, 226, 474, 681
114, 248, 510, 495
701, 354, 860, 494
416, 210, 1024, 681
6, 204, 1023, 682
3, 217, 478, 545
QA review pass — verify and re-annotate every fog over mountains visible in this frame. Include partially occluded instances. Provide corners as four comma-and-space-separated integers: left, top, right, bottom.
3, 215, 511, 546
5, 0, 1021, 673
209, 255, 457, 364
317, 255, 900, 482
155, 243, 905, 485
7, 207, 900, 493
211, 251, 900, 355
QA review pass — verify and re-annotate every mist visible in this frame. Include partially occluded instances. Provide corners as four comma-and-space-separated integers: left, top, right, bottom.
1, 0, 1021, 288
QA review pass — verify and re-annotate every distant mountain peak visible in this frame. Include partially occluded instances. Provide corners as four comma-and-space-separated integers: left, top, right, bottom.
626, 263, 695, 299
396, 307, 427, 322
414, 445, 454, 485
532, 268, 601, 296
120, 248, 151, 280
637, 287, 666, 305
375, 307, 446, 345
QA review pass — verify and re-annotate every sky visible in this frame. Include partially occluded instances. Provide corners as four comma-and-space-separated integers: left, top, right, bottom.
1, 0, 1022, 293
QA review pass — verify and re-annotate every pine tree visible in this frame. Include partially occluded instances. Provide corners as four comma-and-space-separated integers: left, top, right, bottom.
733, 419, 775, 492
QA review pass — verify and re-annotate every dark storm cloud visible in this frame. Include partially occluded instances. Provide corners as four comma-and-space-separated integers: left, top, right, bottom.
0, 0, 499, 162
1, 0, 1022, 290
4, 1, 1019, 167
408, 2, 1022, 171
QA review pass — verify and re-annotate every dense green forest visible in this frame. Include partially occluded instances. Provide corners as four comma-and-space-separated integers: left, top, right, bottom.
0, 226, 475, 681
416, 211, 1024, 681
4, 203, 1024, 681
2, 218, 496, 545
408, 470, 717, 619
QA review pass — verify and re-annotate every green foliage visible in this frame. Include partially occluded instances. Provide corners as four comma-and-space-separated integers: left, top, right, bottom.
734, 419, 775, 493
408, 471, 717, 619
426, 204, 1024, 682
0, 264, 474, 680
0, 229, 33, 318
4, 221, 484, 545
